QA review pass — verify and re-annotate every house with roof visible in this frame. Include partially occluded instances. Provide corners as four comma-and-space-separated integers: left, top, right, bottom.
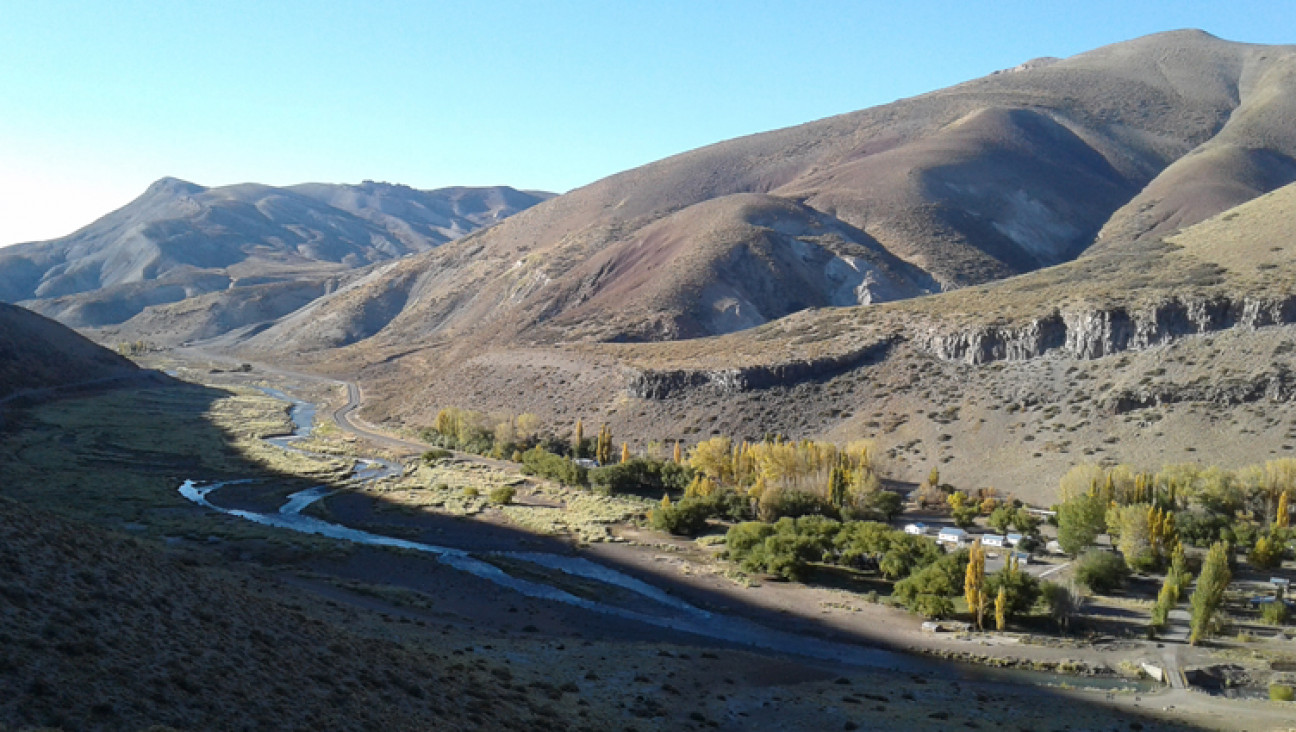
937, 527, 967, 546
904, 522, 930, 536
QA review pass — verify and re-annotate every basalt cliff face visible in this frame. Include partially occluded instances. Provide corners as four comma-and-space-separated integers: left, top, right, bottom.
915, 294, 1296, 365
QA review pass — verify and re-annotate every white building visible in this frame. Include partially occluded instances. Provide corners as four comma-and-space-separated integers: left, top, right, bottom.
937, 527, 967, 546
982, 534, 1006, 548
904, 522, 930, 536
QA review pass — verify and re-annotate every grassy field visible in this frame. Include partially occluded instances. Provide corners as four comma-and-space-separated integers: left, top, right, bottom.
0, 381, 353, 549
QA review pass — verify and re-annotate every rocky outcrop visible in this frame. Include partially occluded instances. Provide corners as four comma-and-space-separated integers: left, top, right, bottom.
917, 294, 1296, 365
1102, 368, 1296, 414
629, 338, 895, 399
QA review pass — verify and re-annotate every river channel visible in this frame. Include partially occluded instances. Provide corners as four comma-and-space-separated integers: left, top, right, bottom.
178, 387, 1154, 692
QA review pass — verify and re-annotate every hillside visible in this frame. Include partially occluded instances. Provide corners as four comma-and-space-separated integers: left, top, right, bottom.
245, 30, 1296, 360
0, 302, 137, 400
0, 179, 551, 337
330, 176, 1296, 505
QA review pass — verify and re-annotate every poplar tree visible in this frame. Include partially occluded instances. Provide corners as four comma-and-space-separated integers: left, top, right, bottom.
673, 441, 683, 464
1277, 490, 1290, 529
572, 419, 584, 457
1189, 541, 1232, 645
621, 442, 630, 464
995, 586, 1008, 631
964, 539, 986, 629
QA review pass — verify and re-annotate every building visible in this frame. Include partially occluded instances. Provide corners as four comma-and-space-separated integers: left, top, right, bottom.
982, 534, 1006, 548
1005, 533, 1024, 546
937, 527, 967, 546
904, 522, 930, 536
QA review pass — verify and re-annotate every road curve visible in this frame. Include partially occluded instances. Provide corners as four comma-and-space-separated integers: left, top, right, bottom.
330, 381, 428, 454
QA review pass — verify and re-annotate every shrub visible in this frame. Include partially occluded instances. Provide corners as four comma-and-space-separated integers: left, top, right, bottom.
760, 490, 839, 522
421, 448, 452, 463
520, 447, 587, 486
1074, 550, 1130, 594
893, 550, 968, 614
650, 497, 715, 536
461, 486, 480, 498
1262, 600, 1289, 626
488, 486, 516, 505
1270, 683, 1294, 702
589, 457, 693, 497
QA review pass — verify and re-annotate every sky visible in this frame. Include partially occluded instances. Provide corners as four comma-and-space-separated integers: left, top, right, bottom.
0, 0, 1292, 246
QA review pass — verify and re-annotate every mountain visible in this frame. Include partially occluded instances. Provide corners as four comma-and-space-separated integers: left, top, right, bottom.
0, 179, 552, 334
241, 32, 1296, 503
251, 30, 1295, 362
0, 302, 138, 400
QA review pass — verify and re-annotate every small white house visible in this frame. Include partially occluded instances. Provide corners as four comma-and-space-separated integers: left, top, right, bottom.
937, 527, 967, 546
573, 458, 600, 470
1045, 540, 1065, 555
1010, 551, 1031, 565
1271, 577, 1291, 590
982, 534, 1007, 548
904, 522, 930, 536
1005, 533, 1024, 546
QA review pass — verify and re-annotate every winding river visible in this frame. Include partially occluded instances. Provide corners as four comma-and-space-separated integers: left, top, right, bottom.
178, 388, 1153, 689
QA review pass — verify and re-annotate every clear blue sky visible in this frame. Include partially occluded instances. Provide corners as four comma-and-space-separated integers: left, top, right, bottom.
1, 0, 1292, 245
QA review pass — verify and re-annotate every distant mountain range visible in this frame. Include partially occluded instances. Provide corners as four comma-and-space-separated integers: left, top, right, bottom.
0, 179, 552, 336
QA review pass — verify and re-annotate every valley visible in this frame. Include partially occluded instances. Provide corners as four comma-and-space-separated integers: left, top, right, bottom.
4, 27, 1296, 730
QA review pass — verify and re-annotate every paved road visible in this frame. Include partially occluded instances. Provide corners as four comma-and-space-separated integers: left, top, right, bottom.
330, 380, 428, 455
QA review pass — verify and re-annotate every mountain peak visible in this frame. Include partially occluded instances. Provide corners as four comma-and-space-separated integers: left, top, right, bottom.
143, 177, 206, 197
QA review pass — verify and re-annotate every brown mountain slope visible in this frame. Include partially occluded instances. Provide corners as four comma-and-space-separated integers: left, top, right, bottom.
335, 180, 1296, 506
249, 30, 1296, 365
0, 302, 137, 400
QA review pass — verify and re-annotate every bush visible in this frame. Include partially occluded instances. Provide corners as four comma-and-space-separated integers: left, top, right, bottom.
1270, 683, 1294, 702
893, 550, 968, 614
488, 486, 516, 505
1262, 600, 1289, 626
1074, 550, 1130, 594
721, 517, 842, 581
519, 447, 587, 486
589, 457, 693, 497
461, 486, 480, 498
650, 497, 716, 536
760, 490, 839, 522
422, 448, 452, 463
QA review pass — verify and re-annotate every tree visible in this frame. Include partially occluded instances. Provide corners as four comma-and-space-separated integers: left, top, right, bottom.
827, 464, 848, 509
995, 586, 1008, 631
1112, 503, 1156, 571
1250, 535, 1283, 569
1189, 541, 1232, 645
621, 442, 631, 464
988, 506, 1015, 534
1277, 490, 1290, 529
965, 539, 987, 629
1074, 550, 1130, 594
1057, 491, 1106, 555
572, 419, 584, 457
673, 440, 683, 464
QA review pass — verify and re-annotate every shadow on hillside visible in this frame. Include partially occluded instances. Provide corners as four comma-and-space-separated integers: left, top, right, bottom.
0, 376, 1193, 730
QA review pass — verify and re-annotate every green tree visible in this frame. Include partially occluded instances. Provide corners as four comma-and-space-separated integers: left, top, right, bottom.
1189, 541, 1233, 645
995, 586, 1008, 631
1074, 550, 1130, 594
1057, 491, 1106, 555
988, 505, 1015, 534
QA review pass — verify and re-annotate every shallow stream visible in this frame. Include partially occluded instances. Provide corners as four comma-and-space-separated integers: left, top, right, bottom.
178, 387, 1156, 690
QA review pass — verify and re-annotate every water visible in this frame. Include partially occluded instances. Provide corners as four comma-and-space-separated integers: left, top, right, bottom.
177, 387, 1159, 687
